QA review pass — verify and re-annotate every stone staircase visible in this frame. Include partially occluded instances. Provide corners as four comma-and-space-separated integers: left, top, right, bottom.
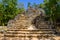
5, 18, 55, 39
3, 28, 55, 40
1, 7, 58, 40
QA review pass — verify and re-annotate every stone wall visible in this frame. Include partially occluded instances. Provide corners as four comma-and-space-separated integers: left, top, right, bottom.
7, 7, 46, 29
0, 29, 60, 40
0, 32, 4, 40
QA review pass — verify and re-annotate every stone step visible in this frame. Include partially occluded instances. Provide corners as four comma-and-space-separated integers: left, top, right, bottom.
37, 27, 51, 28
5, 29, 55, 34
6, 30, 55, 33
6, 29, 55, 31
5, 31, 55, 35
37, 26, 53, 28
4, 33, 54, 37
5, 31, 55, 34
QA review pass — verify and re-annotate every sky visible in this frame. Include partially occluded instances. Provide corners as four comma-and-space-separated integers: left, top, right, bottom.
18, 0, 44, 9
0, 0, 44, 9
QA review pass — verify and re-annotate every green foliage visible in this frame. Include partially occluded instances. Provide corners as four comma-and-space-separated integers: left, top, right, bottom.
0, 0, 24, 26
28, 2, 31, 7
39, 0, 60, 32
42, 0, 60, 21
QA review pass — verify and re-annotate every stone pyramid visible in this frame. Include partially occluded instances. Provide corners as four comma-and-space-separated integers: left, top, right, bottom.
1, 7, 56, 40
7, 7, 44, 30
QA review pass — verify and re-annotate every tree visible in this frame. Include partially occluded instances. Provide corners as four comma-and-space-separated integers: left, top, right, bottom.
39, 0, 60, 33
28, 2, 31, 7
0, 3, 4, 25
0, 0, 24, 26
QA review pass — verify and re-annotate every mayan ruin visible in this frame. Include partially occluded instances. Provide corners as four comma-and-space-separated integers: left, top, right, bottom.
0, 7, 59, 40
0, 0, 60, 40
